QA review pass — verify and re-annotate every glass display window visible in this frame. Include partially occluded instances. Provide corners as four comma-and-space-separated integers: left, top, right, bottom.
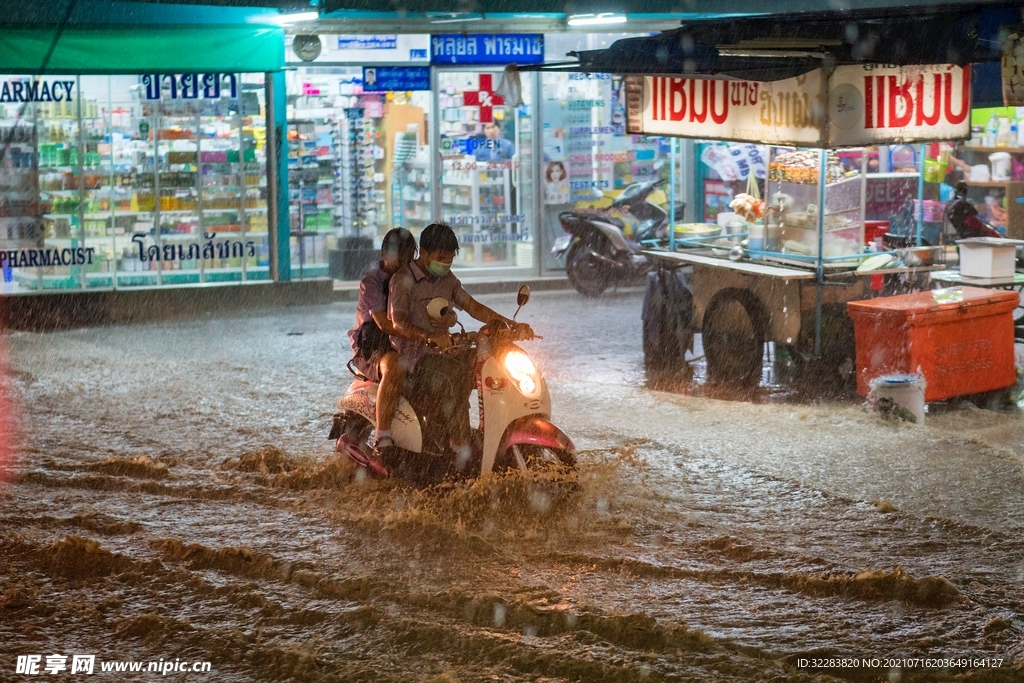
540, 72, 673, 270
438, 70, 533, 270
286, 67, 432, 279
0, 73, 268, 292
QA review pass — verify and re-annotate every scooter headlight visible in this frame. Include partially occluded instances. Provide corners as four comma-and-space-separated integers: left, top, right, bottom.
503, 349, 541, 398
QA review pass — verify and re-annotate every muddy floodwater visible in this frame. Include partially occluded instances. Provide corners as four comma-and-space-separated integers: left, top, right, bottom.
2, 290, 1024, 682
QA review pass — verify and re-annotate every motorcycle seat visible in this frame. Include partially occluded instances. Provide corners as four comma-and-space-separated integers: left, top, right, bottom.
562, 211, 624, 230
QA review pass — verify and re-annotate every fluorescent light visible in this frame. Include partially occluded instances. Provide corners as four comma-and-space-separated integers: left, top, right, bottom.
567, 13, 627, 26
273, 11, 319, 24
429, 12, 484, 23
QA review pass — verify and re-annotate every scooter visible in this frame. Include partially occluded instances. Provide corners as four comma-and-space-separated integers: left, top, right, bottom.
552, 176, 685, 298
944, 181, 1006, 241
330, 286, 576, 481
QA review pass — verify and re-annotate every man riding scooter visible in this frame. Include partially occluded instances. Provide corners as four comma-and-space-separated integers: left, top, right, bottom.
386, 222, 532, 466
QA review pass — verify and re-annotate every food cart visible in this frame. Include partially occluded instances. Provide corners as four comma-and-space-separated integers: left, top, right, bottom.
623, 64, 974, 388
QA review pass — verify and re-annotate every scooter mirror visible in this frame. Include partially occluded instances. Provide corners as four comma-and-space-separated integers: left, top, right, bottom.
513, 285, 531, 321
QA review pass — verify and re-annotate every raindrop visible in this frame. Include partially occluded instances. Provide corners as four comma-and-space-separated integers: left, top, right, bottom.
597, 498, 610, 514
354, 467, 367, 484
393, 494, 405, 511
523, 624, 537, 640
888, 667, 902, 682
530, 487, 551, 513
493, 603, 506, 627
565, 611, 578, 627
844, 22, 859, 43
454, 444, 472, 472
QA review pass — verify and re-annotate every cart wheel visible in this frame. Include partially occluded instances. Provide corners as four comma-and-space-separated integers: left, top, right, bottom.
566, 235, 612, 298
701, 288, 767, 389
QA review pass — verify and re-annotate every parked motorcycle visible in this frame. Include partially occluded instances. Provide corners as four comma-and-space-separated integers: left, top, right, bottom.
552, 176, 685, 298
944, 181, 1006, 241
330, 286, 576, 481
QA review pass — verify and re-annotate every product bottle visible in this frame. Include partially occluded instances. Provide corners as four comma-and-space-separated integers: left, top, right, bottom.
985, 112, 999, 148
997, 117, 1012, 147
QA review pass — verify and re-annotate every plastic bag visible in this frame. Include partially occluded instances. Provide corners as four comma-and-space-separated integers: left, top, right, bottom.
495, 65, 524, 108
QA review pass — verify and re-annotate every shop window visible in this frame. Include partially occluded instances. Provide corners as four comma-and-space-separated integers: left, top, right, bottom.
438, 71, 533, 270
286, 67, 432, 280
539, 72, 673, 271
1, 73, 269, 292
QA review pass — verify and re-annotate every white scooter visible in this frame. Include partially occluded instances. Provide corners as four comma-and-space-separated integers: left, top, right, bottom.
331, 286, 576, 480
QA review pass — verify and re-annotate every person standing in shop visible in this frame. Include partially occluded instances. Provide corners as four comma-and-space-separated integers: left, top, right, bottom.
473, 120, 515, 161
474, 120, 518, 217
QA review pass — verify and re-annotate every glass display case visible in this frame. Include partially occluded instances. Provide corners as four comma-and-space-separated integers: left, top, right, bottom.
1, 74, 269, 292
763, 147, 865, 264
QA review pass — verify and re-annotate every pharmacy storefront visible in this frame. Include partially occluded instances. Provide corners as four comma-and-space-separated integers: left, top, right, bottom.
285, 31, 680, 278
0, 26, 283, 293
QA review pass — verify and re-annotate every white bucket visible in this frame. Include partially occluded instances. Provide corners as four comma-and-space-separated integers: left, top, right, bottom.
871, 374, 926, 425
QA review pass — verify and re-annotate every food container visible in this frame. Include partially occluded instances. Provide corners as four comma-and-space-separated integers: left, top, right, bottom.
957, 237, 1024, 279
902, 245, 942, 266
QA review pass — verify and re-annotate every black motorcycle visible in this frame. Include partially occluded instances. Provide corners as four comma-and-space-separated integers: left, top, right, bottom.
551, 177, 684, 298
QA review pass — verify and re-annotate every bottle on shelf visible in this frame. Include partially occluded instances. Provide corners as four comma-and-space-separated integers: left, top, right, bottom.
997, 117, 1012, 148
984, 112, 999, 148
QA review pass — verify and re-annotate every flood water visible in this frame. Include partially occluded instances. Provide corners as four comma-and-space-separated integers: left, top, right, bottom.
2, 289, 1023, 682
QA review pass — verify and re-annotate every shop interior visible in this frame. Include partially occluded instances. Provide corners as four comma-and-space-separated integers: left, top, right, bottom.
1, 74, 269, 293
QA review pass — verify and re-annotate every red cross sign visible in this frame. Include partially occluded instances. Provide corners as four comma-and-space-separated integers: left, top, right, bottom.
462, 73, 504, 123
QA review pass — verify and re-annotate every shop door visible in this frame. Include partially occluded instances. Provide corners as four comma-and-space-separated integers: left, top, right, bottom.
435, 69, 535, 274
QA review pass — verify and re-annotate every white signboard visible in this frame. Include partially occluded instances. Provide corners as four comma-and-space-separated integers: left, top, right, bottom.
626, 64, 971, 147
827, 64, 971, 146
286, 34, 430, 65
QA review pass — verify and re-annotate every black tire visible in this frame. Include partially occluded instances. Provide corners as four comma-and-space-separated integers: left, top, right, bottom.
642, 269, 695, 382
701, 288, 768, 389
565, 235, 613, 298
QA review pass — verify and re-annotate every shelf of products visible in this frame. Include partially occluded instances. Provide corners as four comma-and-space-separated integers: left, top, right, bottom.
1, 75, 269, 292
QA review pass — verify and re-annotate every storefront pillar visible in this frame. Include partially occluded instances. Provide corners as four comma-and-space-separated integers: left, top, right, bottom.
266, 70, 290, 282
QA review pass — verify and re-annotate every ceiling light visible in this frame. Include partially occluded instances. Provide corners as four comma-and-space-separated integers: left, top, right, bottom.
273, 11, 319, 24
429, 12, 484, 23
567, 13, 627, 27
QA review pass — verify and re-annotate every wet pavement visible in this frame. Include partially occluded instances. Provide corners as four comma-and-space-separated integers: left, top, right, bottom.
2, 289, 1024, 682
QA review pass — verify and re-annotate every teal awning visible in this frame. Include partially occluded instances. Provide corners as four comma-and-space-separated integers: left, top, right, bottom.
0, 26, 284, 74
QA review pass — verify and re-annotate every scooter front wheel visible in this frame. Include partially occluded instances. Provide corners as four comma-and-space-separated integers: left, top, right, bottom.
500, 444, 577, 474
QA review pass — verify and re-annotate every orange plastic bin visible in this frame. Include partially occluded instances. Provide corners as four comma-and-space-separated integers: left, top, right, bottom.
846, 287, 1019, 401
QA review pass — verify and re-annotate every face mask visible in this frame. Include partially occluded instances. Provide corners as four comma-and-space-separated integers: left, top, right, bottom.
426, 260, 450, 277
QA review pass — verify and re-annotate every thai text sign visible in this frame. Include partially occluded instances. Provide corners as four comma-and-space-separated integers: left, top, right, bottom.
626, 64, 970, 147
431, 34, 543, 65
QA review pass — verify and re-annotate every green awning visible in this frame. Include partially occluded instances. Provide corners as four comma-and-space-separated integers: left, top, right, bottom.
0, 25, 284, 74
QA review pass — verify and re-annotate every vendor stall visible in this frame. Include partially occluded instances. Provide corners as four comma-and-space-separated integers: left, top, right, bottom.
621, 63, 974, 388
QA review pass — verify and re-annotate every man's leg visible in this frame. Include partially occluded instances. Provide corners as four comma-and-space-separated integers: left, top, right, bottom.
375, 351, 402, 441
